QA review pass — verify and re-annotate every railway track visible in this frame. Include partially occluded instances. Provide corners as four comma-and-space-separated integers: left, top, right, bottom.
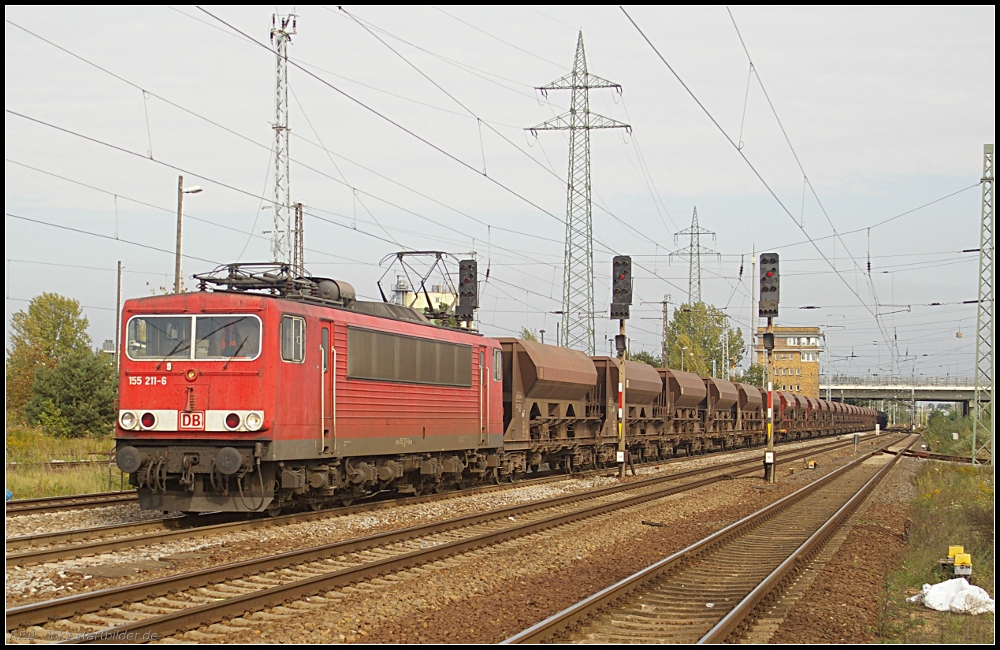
6, 434, 903, 642
503, 439, 910, 644
5, 434, 884, 570
5, 491, 137, 515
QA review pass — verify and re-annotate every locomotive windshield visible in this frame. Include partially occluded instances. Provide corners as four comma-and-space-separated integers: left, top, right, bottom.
126, 315, 261, 361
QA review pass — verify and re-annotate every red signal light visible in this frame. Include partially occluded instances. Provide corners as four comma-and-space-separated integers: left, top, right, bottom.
225, 413, 241, 430
766, 271, 773, 277
618, 273, 625, 280
141, 412, 156, 428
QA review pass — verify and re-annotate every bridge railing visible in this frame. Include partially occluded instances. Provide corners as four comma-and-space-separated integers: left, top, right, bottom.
820, 375, 976, 388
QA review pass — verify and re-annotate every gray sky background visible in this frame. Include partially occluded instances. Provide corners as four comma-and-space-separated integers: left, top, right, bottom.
5, 5, 995, 380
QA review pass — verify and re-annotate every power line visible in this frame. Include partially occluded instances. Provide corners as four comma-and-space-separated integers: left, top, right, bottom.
620, 7, 897, 360
6, 212, 220, 265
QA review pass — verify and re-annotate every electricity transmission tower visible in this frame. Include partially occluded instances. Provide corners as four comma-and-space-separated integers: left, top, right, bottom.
529, 32, 629, 355
972, 143, 994, 466
671, 207, 718, 305
270, 13, 297, 265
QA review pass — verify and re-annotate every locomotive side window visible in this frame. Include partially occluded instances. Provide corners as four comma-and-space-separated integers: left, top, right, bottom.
126, 316, 192, 360
194, 316, 260, 359
347, 327, 472, 387
321, 328, 329, 372
281, 315, 306, 363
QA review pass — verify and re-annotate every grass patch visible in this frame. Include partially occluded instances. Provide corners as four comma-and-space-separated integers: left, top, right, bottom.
6, 424, 126, 498
6, 464, 128, 499
881, 462, 994, 643
5, 423, 115, 463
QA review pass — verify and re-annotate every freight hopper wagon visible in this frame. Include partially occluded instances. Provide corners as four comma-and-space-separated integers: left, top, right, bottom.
499, 338, 608, 474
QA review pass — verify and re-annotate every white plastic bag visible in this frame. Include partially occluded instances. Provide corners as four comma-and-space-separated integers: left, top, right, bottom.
907, 578, 995, 615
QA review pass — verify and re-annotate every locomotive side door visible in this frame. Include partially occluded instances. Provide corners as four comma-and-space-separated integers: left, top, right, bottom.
479, 346, 487, 446
320, 320, 336, 454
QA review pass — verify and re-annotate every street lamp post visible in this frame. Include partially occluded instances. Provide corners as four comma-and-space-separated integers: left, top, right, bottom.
175, 175, 203, 294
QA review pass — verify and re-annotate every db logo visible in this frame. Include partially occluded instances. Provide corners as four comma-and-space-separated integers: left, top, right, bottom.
179, 412, 205, 430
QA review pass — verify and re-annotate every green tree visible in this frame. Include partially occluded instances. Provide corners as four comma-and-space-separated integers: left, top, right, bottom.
629, 350, 661, 367
519, 327, 539, 342
666, 302, 745, 376
734, 363, 765, 388
6, 293, 93, 418
25, 348, 118, 438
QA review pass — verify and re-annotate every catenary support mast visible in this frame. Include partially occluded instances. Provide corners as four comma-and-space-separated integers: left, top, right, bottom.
271, 13, 296, 264
972, 144, 994, 466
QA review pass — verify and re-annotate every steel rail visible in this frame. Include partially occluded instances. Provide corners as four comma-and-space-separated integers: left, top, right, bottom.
5, 435, 871, 569
7, 435, 884, 635
502, 438, 910, 644
5, 491, 137, 515
699, 443, 905, 642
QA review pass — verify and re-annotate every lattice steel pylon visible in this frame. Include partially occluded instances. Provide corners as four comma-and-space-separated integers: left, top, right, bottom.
270, 13, 297, 264
529, 32, 629, 355
972, 143, 994, 466
671, 207, 718, 305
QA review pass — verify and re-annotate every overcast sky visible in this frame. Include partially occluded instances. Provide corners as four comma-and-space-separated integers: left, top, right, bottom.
5, 5, 995, 379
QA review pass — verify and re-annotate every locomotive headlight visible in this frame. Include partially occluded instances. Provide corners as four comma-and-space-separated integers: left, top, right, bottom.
245, 412, 263, 431
120, 411, 138, 430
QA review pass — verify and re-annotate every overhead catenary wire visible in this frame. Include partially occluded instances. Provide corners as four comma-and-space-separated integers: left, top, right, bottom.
620, 7, 902, 363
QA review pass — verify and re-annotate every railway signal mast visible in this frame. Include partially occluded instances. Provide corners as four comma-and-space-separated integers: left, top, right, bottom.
759, 253, 780, 483
612, 255, 633, 478
270, 13, 297, 267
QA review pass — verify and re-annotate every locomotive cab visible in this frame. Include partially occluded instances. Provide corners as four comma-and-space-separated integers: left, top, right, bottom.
116, 292, 276, 513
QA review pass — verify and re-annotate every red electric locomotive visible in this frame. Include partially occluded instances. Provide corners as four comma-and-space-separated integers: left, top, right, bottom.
116, 264, 502, 514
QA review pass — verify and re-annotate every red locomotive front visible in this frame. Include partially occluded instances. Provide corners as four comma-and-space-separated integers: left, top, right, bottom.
116, 266, 503, 514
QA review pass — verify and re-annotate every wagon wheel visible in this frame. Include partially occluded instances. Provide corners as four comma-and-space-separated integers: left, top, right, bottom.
265, 503, 283, 517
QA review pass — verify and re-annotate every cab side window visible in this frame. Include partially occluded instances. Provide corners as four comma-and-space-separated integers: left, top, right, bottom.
281, 315, 306, 363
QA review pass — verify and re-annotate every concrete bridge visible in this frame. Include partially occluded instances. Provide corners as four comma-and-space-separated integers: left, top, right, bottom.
819, 375, 987, 411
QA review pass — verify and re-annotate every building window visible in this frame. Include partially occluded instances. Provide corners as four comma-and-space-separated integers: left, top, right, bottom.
796, 368, 801, 375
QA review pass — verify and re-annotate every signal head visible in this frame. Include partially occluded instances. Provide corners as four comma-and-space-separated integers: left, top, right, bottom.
759, 252, 780, 318
612, 255, 633, 309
